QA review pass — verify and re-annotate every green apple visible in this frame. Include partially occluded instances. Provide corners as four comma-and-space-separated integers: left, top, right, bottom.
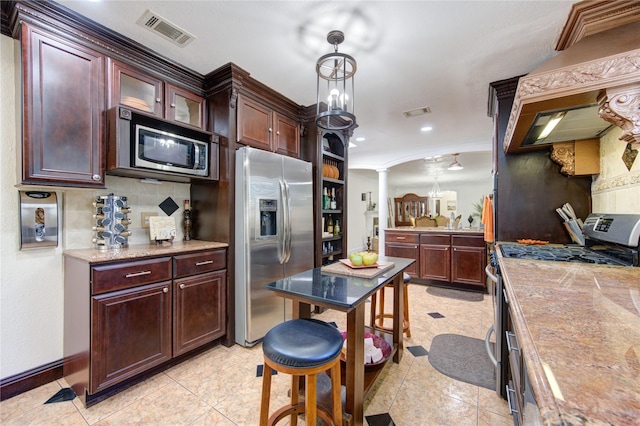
349, 252, 363, 266
362, 252, 378, 266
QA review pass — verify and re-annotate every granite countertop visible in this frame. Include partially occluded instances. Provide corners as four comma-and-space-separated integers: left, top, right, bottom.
63, 240, 228, 264
386, 226, 484, 234
498, 257, 640, 425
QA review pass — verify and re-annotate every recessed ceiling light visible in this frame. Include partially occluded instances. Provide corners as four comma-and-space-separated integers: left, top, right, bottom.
355, 137, 365, 142
421, 126, 433, 132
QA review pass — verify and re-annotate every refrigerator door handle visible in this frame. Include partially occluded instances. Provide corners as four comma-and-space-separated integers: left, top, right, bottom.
278, 180, 290, 264
283, 180, 292, 263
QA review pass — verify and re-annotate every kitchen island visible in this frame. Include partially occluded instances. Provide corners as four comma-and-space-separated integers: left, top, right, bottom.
498, 257, 640, 425
385, 227, 488, 291
265, 256, 415, 426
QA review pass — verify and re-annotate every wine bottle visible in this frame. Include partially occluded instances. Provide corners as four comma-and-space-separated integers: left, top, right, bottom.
327, 215, 334, 234
330, 188, 337, 210
334, 219, 340, 236
323, 187, 329, 210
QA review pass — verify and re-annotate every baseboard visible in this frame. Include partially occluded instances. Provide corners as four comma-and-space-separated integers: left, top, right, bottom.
0, 359, 63, 401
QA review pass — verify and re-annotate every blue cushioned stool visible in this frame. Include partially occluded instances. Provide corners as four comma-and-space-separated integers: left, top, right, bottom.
369, 272, 411, 337
260, 318, 343, 426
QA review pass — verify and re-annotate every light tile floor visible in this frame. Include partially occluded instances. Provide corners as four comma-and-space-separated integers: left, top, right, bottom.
1, 283, 512, 425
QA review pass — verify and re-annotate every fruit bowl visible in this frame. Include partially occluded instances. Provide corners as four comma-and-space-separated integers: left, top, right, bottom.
340, 331, 392, 368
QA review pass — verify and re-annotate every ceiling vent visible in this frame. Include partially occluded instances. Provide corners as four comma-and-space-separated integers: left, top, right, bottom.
402, 106, 431, 118
136, 10, 195, 47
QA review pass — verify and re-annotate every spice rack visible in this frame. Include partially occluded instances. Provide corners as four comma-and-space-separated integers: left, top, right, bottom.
92, 193, 131, 249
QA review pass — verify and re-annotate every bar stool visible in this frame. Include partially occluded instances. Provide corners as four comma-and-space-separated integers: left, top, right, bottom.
259, 318, 343, 426
369, 272, 411, 337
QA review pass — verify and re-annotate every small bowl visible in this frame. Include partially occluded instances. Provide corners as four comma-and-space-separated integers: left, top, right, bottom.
340, 331, 392, 368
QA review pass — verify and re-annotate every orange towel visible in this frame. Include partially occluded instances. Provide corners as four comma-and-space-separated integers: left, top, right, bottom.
481, 195, 494, 243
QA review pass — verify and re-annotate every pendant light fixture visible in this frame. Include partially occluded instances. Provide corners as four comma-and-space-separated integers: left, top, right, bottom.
428, 176, 442, 199
316, 30, 357, 131
448, 153, 463, 171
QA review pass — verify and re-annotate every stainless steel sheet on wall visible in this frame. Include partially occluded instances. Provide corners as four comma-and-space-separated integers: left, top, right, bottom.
19, 191, 58, 249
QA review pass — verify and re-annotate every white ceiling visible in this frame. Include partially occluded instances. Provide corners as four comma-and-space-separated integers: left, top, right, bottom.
57, 0, 575, 187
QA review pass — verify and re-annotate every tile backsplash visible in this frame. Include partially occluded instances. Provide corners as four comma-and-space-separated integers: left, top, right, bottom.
64, 175, 190, 249
592, 127, 640, 214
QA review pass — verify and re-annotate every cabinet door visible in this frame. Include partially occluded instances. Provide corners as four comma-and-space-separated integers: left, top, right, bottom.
90, 281, 172, 394
165, 84, 205, 130
173, 270, 227, 356
237, 95, 272, 151
385, 243, 419, 277
451, 245, 486, 288
22, 24, 105, 187
419, 244, 450, 281
108, 59, 163, 116
274, 113, 300, 158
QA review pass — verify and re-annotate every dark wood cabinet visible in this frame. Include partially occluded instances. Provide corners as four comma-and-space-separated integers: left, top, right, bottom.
90, 281, 172, 394
64, 247, 227, 405
173, 270, 226, 356
237, 94, 300, 157
419, 234, 451, 281
385, 230, 487, 291
451, 235, 486, 288
108, 59, 205, 130
394, 194, 429, 227
385, 232, 419, 277
21, 23, 105, 187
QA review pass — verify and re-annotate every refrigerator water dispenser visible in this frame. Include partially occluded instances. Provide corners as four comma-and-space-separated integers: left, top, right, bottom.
259, 199, 277, 237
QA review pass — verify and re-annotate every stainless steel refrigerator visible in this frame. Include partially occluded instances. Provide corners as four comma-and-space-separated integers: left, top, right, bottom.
235, 147, 314, 346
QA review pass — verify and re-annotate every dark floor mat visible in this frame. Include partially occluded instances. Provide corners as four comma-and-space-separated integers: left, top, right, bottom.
366, 413, 395, 425
426, 286, 484, 302
428, 333, 495, 390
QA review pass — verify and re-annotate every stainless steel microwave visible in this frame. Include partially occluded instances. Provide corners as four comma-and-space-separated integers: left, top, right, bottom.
106, 106, 219, 183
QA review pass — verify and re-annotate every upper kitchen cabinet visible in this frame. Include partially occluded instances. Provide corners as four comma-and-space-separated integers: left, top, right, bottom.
237, 94, 300, 158
108, 59, 205, 130
20, 23, 106, 188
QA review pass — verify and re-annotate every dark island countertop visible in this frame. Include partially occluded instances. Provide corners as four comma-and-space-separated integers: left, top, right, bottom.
63, 240, 228, 264
498, 257, 640, 425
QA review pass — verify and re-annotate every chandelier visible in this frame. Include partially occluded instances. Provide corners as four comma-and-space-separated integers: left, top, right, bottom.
316, 30, 357, 131
429, 177, 442, 198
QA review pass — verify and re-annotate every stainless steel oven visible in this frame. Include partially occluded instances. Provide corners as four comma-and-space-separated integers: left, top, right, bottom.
485, 251, 509, 399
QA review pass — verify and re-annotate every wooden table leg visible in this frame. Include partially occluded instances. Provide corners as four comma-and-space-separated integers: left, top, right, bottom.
345, 304, 365, 426
293, 301, 312, 320
392, 273, 404, 363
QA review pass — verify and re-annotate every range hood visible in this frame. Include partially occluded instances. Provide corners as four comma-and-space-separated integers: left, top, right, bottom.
503, 1, 640, 154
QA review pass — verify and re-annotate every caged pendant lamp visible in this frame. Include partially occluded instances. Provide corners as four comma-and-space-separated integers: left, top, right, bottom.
316, 30, 357, 131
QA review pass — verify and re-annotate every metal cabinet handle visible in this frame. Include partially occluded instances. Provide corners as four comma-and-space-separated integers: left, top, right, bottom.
506, 331, 520, 352
92, 174, 101, 181
156, 98, 161, 103
125, 270, 151, 278
396, 236, 406, 240
179, 284, 185, 289
268, 127, 273, 132
276, 131, 280, 135
163, 287, 168, 293
195, 260, 214, 266
170, 103, 176, 108
505, 384, 519, 415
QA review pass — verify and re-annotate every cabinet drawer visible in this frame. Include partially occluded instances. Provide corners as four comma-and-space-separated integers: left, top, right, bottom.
386, 232, 419, 244
92, 257, 172, 295
452, 235, 485, 248
420, 234, 450, 245
173, 249, 226, 278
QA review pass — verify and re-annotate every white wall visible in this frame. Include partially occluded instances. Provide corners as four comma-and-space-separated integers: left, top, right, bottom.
346, 170, 379, 252
592, 127, 640, 213
0, 34, 190, 379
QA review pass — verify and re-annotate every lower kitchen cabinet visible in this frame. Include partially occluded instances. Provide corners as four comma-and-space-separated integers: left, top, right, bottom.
419, 234, 451, 281
91, 281, 172, 394
64, 247, 227, 405
173, 270, 226, 356
451, 235, 486, 288
385, 232, 419, 277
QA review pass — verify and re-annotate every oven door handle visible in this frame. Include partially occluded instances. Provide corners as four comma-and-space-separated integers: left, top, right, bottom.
485, 264, 497, 283
485, 324, 498, 367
